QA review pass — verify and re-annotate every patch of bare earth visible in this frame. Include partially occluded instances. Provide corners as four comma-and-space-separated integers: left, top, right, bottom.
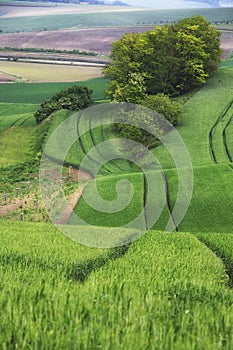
0, 71, 16, 83
0, 168, 92, 223
0, 27, 154, 56
221, 31, 233, 59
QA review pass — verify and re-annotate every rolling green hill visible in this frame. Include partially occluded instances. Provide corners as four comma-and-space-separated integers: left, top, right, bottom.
71, 63, 233, 233
1, 41, 233, 349
0, 8, 232, 33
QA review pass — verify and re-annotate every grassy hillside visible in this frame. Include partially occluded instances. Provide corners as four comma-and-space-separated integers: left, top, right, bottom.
0, 221, 233, 349
0, 102, 37, 131
0, 77, 107, 167
0, 8, 232, 33
72, 64, 233, 233
0, 103, 38, 166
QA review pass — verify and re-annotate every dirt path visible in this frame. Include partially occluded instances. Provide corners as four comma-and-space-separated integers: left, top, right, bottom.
0, 168, 92, 222
54, 184, 85, 225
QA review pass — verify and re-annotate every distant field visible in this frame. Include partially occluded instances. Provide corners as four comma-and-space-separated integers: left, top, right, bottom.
0, 61, 103, 82
0, 71, 16, 82
0, 3, 142, 18
0, 27, 232, 57
0, 77, 108, 103
0, 8, 232, 33
0, 102, 37, 166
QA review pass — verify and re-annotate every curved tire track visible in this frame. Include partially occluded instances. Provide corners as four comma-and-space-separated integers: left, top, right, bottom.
222, 114, 233, 163
161, 172, 179, 232
209, 99, 233, 164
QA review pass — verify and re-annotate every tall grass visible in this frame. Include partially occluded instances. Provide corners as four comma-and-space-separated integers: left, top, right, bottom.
1, 223, 233, 349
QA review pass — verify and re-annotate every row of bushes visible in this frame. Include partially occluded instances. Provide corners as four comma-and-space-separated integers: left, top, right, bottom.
0, 47, 98, 57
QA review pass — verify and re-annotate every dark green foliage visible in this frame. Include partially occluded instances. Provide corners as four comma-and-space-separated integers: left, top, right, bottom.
141, 94, 182, 126
0, 160, 39, 192
114, 94, 182, 149
1, 47, 98, 57
34, 85, 93, 123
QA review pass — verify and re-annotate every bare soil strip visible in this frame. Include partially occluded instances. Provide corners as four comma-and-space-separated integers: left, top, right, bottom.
0, 71, 16, 82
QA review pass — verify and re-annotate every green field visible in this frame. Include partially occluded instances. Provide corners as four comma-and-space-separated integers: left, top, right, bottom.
0, 61, 103, 82
54, 63, 231, 234
0, 77, 107, 166
1, 15, 233, 348
0, 8, 232, 33
0, 77, 108, 103
0, 222, 233, 349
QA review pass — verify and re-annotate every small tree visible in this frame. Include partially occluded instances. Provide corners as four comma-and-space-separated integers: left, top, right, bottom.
114, 96, 182, 151
34, 85, 93, 124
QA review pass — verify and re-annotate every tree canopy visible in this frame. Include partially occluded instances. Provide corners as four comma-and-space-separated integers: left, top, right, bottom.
34, 85, 93, 124
104, 15, 221, 97
114, 94, 182, 153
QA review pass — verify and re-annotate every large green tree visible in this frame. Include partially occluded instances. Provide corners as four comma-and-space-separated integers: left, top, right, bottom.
104, 15, 221, 97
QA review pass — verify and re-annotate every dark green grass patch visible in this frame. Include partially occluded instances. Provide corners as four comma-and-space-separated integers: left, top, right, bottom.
0, 77, 108, 104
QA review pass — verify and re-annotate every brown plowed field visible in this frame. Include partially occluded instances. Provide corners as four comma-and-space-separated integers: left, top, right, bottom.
0, 27, 232, 57
0, 27, 154, 56
221, 31, 233, 58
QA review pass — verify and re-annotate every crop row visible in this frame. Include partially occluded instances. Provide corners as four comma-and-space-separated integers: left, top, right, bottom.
0, 224, 233, 349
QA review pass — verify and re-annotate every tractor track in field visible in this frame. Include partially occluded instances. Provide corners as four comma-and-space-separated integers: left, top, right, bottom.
161, 172, 179, 232
88, 113, 123, 174
222, 114, 233, 163
209, 99, 233, 164
197, 237, 233, 288
76, 111, 106, 173
143, 173, 148, 230
100, 124, 133, 173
